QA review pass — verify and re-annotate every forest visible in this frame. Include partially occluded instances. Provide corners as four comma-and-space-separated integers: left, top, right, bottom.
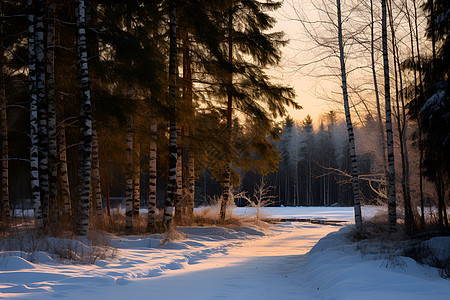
0, 0, 449, 239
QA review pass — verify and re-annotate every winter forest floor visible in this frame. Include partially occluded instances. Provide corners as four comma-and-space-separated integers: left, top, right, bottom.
1, 206, 449, 299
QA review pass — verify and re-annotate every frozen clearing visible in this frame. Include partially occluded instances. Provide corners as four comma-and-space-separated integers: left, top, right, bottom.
1, 206, 449, 299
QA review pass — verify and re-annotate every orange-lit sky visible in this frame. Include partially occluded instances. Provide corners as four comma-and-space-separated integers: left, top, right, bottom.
270, 1, 343, 126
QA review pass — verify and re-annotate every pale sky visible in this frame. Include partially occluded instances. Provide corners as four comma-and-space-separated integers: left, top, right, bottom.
269, 0, 347, 126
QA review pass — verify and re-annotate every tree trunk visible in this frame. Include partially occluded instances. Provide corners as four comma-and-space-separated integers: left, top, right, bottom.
412, 0, 425, 228
91, 123, 103, 218
382, 0, 397, 231
388, 0, 414, 232
220, 3, 234, 223
126, 115, 133, 231
46, 2, 58, 227
164, 1, 177, 230
35, 0, 49, 227
370, 0, 387, 192
28, 0, 42, 230
1, 70, 10, 226
187, 131, 195, 219
76, 0, 93, 236
58, 126, 71, 215
182, 28, 195, 220
174, 128, 183, 223
337, 0, 362, 229
133, 141, 140, 218
147, 117, 157, 229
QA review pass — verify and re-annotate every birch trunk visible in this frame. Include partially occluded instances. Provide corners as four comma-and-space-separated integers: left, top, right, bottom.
337, 0, 362, 229
370, 0, 387, 184
126, 115, 133, 231
174, 128, 183, 223
388, 0, 413, 231
76, 0, 93, 236
404, 0, 416, 229
412, 0, 425, 227
133, 141, 140, 218
164, 1, 177, 230
58, 126, 71, 215
187, 129, 195, 219
28, 0, 42, 230
382, 0, 397, 230
46, 3, 58, 226
220, 4, 233, 223
1, 73, 10, 226
182, 28, 195, 220
0, 11, 10, 225
91, 124, 103, 218
35, 0, 49, 226
147, 118, 157, 228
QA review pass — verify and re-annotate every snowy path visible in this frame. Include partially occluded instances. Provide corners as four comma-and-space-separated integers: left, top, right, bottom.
2, 207, 449, 300
44, 222, 339, 300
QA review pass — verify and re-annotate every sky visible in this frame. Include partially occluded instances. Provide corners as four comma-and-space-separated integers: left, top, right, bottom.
268, 1, 334, 125
269, 0, 352, 126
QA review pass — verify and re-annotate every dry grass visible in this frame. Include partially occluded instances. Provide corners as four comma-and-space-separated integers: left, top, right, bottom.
190, 205, 244, 227
91, 210, 165, 235
0, 226, 115, 264
347, 210, 450, 279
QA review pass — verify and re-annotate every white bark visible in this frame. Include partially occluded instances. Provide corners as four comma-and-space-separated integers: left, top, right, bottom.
370, 0, 387, 179
133, 141, 140, 218
220, 3, 233, 223
126, 115, 133, 231
1, 73, 10, 225
91, 124, 103, 218
147, 118, 157, 228
35, 0, 49, 225
187, 129, 195, 219
58, 126, 71, 215
175, 128, 183, 223
76, 0, 93, 236
337, 0, 362, 229
382, 0, 397, 230
46, 3, 58, 225
164, 2, 177, 230
28, 0, 42, 230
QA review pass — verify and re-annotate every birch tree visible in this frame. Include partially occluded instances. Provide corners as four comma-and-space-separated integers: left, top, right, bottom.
336, 0, 362, 228
58, 126, 71, 215
126, 115, 133, 231
147, 117, 157, 229
91, 123, 103, 218
45, 2, 58, 226
133, 140, 140, 218
35, 0, 49, 226
164, 0, 177, 230
382, 0, 397, 230
76, 0, 93, 236
1, 64, 10, 226
28, 0, 42, 230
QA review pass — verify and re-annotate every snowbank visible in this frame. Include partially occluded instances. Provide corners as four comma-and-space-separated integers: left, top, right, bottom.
1, 206, 449, 299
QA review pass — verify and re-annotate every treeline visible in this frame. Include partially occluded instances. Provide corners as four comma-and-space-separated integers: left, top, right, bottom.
292, 0, 449, 231
0, 0, 298, 235
238, 113, 379, 208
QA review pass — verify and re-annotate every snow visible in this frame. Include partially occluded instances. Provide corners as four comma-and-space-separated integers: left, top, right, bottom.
1, 206, 449, 299
232, 206, 383, 221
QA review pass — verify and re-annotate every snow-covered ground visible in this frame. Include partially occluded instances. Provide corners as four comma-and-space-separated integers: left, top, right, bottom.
1, 206, 449, 299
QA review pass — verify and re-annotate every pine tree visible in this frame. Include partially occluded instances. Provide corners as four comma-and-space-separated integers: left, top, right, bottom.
409, 0, 449, 229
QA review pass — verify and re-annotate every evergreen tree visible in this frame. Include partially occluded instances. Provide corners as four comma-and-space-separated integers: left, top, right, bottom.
409, 0, 449, 228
